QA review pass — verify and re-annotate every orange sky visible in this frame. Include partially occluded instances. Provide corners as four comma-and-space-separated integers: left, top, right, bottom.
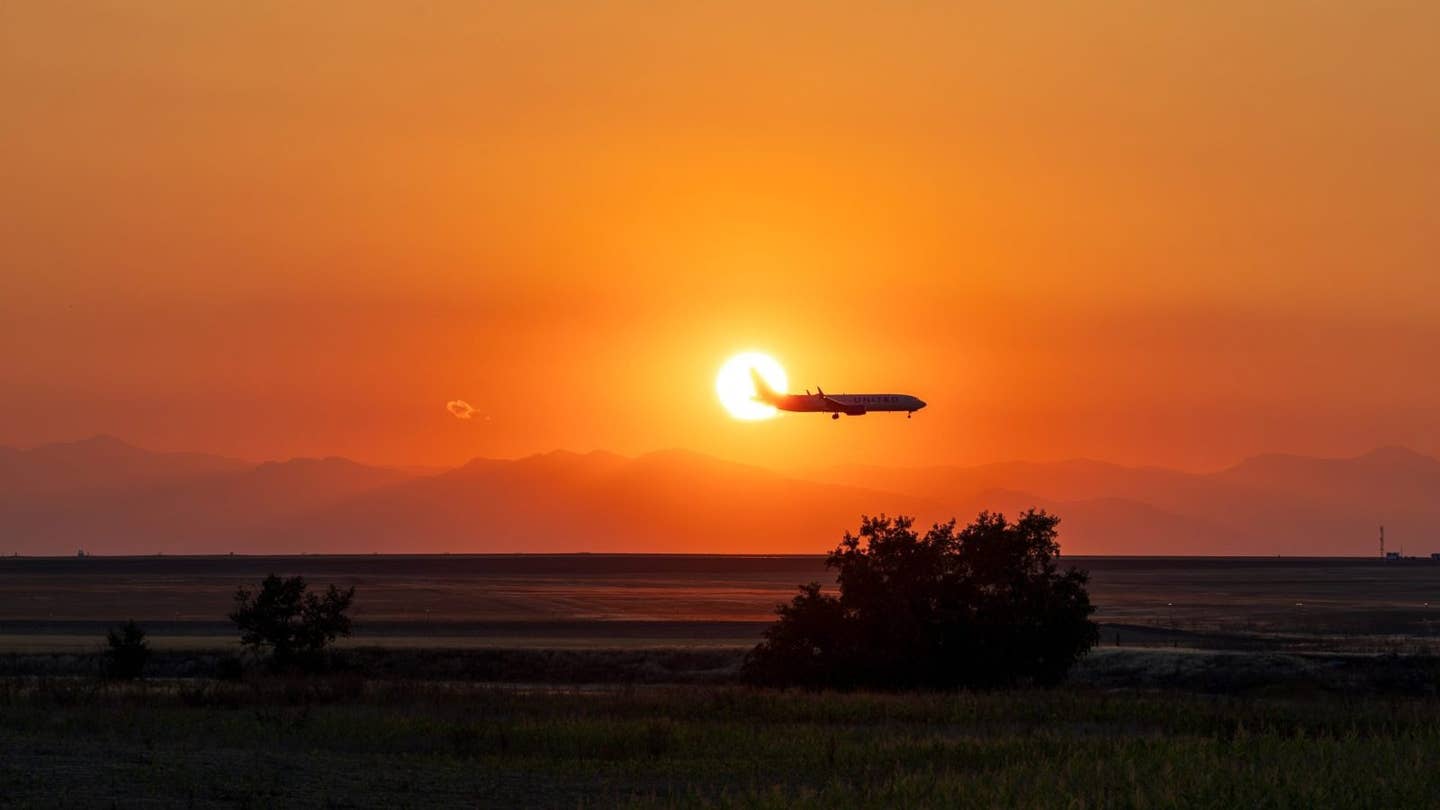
3, 1, 1438, 471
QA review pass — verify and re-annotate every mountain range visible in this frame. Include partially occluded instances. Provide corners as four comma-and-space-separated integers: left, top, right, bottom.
1, 436, 1434, 556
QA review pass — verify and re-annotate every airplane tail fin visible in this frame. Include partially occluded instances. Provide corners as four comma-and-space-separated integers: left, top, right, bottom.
749, 367, 781, 404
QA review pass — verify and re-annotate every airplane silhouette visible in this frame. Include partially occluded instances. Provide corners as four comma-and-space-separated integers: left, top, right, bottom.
750, 368, 926, 419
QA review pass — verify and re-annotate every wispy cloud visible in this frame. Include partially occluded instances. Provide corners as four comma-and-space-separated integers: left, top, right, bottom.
446, 400, 480, 420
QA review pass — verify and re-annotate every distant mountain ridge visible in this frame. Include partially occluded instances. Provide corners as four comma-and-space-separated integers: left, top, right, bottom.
0, 437, 411, 555
1, 436, 1435, 556
0, 435, 248, 501
812, 447, 1440, 555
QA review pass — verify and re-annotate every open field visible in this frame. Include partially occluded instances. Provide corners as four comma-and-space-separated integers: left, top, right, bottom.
4, 555, 1440, 807
4, 555, 1440, 654
3, 679, 1440, 808
5, 645, 1440, 696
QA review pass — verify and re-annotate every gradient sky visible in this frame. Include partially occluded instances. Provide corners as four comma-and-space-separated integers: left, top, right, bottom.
3, 1, 1437, 471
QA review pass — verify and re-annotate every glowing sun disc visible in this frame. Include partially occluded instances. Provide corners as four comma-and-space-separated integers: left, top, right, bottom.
716, 352, 788, 420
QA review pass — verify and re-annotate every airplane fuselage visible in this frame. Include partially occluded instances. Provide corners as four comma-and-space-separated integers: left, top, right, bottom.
772, 392, 926, 416
748, 368, 926, 418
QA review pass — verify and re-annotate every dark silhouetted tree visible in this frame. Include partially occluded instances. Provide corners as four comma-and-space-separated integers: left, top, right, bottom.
744, 511, 1098, 689
230, 574, 355, 669
104, 619, 150, 680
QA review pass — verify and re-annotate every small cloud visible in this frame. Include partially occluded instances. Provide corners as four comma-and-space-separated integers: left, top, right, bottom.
446, 400, 478, 420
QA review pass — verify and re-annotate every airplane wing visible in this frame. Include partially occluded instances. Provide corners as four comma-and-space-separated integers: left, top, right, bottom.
819, 394, 865, 415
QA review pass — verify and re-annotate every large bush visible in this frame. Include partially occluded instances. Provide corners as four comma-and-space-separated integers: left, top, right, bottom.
104, 619, 150, 680
743, 511, 1098, 689
230, 574, 355, 670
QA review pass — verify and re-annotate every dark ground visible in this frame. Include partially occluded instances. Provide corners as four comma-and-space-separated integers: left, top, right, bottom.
4, 554, 1440, 652
4, 678, 1439, 808
5, 555, 1440, 807
6, 643, 1440, 696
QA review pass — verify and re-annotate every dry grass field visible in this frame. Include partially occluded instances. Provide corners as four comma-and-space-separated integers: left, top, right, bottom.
3, 556, 1440, 807
5, 678, 1440, 808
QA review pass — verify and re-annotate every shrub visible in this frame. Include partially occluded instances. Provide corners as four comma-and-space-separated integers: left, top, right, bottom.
214, 654, 246, 681
104, 620, 150, 680
230, 574, 355, 670
743, 511, 1098, 689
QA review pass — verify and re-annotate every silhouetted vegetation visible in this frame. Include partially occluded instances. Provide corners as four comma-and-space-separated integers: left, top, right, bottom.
4, 680, 1440, 806
744, 511, 1098, 688
230, 574, 355, 670
214, 654, 246, 681
103, 620, 149, 680
5, 645, 1440, 695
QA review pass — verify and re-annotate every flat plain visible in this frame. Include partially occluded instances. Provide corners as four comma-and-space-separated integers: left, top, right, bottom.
2, 554, 1439, 652
5, 679, 1440, 808
5, 555, 1440, 807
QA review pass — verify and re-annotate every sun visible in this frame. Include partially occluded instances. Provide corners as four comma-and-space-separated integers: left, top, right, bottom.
716, 352, 788, 420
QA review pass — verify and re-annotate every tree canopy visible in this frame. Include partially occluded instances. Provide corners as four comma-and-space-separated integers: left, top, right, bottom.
230, 574, 355, 669
743, 511, 1098, 689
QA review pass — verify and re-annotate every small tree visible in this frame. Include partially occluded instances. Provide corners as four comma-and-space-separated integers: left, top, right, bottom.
230, 574, 355, 669
744, 511, 1098, 689
104, 620, 150, 680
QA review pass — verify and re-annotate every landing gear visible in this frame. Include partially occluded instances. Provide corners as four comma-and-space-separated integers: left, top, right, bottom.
831, 412, 840, 420
907, 412, 912, 418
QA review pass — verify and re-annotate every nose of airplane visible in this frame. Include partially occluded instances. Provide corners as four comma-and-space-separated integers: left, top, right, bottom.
916, 398, 928, 410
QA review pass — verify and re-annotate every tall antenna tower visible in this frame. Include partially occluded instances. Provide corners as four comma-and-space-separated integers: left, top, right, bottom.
1380, 524, 1385, 558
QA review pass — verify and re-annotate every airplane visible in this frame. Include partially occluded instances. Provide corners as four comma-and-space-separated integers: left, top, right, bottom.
750, 368, 927, 419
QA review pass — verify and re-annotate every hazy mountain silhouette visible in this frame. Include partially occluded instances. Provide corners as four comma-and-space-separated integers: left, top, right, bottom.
816, 447, 1440, 555
269, 449, 932, 555
0, 439, 412, 555
1, 437, 1435, 556
1215, 446, 1440, 511
0, 435, 246, 503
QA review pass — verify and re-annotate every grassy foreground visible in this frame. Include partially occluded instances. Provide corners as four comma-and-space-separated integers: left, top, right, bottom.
3, 677, 1438, 808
